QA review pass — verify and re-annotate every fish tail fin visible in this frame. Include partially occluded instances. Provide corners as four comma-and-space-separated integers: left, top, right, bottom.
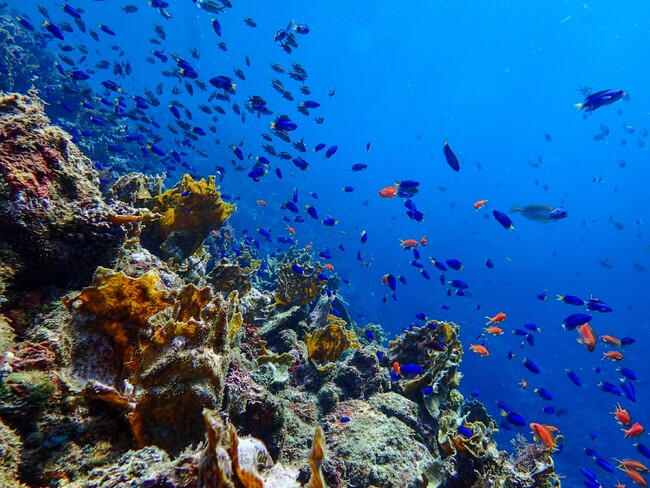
510, 204, 521, 213
574, 103, 584, 111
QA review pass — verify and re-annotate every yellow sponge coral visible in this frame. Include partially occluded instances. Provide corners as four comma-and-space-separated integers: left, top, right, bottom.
305, 315, 361, 365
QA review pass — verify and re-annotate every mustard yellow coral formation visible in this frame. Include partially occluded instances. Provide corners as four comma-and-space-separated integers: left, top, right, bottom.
305, 315, 361, 364
141, 174, 235, 260
308, 426, 327, 488
63, 267, 174, 374
274, 258, 326, 307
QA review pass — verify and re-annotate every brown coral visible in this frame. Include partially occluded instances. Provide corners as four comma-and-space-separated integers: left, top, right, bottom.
305, 315, 361, 366
140, 173, 235, 260
274, 258, 325, 307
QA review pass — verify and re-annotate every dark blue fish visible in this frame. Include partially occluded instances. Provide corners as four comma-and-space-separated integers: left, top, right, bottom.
542, 406, 555, 414
322, 217, 337, 226
62, 4, 82, 19
313, 143, 326, 152
557, 294, 585, 306
376, 351, 384, 361
306, 205, 318, 219
448, 280, 468, 289
340, 417, 350, 423
620, 336, 636, 346
415, 313, 426, 321
271, 115, 297, 131
513, 329, 528, 336
211, 18, 221, 37
523, 358, 540, 374
406, 209, 424, 222
580, 468, 598, 482
400, 363, 424, 376
470, 390, 480, 397
365, 330, 375, 341
535, 388, 554, 400
293, 23, 310, 34
619, 367, 637, 381
90, 116, 106, 126
360, 231, 368, 243
457, 426, 472, 438
505, 411, 526, 427
499, 421, 512, 431
493, 210, 514, 230
99, 24, 116, 36
285, 201, 299, 213
431, 258, 447, 271
595, 457, 615, 473
420, 269, 431, 280
537, 291, 547, 301
485, 259, 494, 269
599, 382, 622, 395
411, 260, 423, 269
324, 145, 338, 158
525, 334, 535, 346
563, 313, 592, 331
342, 185, 354, 192
291, 264, 304, 275
576, 89, 626, 112
385, 274, 397, 291
319, 250, 332, 259
587, 299, 613, 313
621, 381, 636, 402
397, 276, 407, 284
210, 76, 236, 93
412, 248, 420, 260
637, 444, 650, 459
446, 259, 463, 270
422, 386, 433, 395
275, 167, 282, 179
43, 21, 64, 40
169, 104, 180, 119
292, 158, 309, 170
248, 167, 266, 179
443, 139, 460, 171
523, 323, 540, 332
350, 163, 367, 171
16, 17, 34, 31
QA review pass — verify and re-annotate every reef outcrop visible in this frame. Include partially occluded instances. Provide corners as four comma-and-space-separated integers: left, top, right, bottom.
0, 91, 561, 487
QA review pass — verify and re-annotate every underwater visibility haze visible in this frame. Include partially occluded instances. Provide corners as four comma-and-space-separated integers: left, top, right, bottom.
0, 0, 649, 486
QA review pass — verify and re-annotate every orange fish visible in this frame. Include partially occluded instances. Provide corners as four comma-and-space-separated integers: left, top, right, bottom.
420, 235, 428, 246
256, 199, 267, 206
286, 225, 296, 235
601, 334, 621, 346
615, 459, 649, 473
622, 422, 644, 439
614, 482, 626, 488
470, 344, 489, 357
305, 243, 312, 250
323, 263, 334, 270
484, 326, 503, 336
603, 350, 624, 361
473, 199, 488, 210
485, 312, 507, 325
577, 324, 597, 352
612, 403, 632, 426
623, 468, 647, 487
392, 361, 401, 375
530, 423, 557, 449
399, 239, 420, 249
378, 185, 398, 198
519, 379, 528, 389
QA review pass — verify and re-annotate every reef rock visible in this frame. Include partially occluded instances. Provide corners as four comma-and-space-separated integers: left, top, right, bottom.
0, 92, 125, 296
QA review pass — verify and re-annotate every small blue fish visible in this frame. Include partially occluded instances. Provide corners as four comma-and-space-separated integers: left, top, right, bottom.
442, 139, 460, 172
637, 444, 650, 460
400, 363, 424, 376
493, 210, 514, 230
43, 21, 64, 40
536, 291, 547, 301
576, 89, 626, 112
562, 313, 592, 331
619, 367, 638, 381
457, 426, 472, 438
421, 269, 431, 280
542, 406, 555, 414
523, 323, 540, 332
415, 313, 426, 321
365, 330, 375, 341
587, 299, 613, 313
340, 417, 350, 423
485, 259, 494, 269
431, 258, 448, 271
291, 264, 304, 275
448, 280, 468, 289
324, 145, 338, 159
505, 411, 526, 427
523, 358, 540, 374
99, 24, 116, 36
535, 388, 553, 401
17, 17, 35, 31
350, 163, 367, 171
306, 205, 318, 219
446, 259, 463, 270
211, 18, 222, 36
360, 231, 368, 243
322, 217, 338, 226
557, 294, 585, 306
599, 382, 622, 395
422, 386, 433, 395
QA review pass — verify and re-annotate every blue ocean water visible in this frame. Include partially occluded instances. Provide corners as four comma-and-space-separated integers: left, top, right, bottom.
5, 0, 650, 485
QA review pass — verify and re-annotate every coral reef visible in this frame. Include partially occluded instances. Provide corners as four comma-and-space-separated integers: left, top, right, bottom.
305, 314, 361, 367
139, 173, 236, 261
0, 92, 125, 298
0, 91, 562, 488
274, 258, 326, 307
